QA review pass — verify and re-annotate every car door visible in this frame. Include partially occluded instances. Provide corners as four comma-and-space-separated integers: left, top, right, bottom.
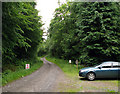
109, 62, 120, 78
95, 64, 112, 78
100, 65, 112, 78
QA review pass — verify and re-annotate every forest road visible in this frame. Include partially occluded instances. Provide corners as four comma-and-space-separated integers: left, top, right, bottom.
2, 57, 65, 92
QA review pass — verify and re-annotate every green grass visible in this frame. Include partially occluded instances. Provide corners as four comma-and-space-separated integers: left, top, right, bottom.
46, 56, 119, 92
106, 89, 116, 92
46, 56, 85, 92
2, 57, 43, 86
46, 55, 84, 78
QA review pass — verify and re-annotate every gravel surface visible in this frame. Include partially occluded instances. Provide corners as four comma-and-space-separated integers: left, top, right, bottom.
2, 57, 119, 92
2, 57, 65, 92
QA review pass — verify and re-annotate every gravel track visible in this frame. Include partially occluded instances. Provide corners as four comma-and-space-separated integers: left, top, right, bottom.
2, 57, 65, 92
2, 57, 119, 93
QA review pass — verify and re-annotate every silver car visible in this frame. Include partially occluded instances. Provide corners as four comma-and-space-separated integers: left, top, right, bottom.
79, 61, 120, 81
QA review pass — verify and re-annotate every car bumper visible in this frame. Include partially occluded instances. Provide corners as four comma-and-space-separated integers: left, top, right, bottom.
79, 71, 84, 77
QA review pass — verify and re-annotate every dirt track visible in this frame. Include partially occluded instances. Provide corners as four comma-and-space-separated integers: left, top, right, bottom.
2, 57, 65, 92
2, 57, 119, 92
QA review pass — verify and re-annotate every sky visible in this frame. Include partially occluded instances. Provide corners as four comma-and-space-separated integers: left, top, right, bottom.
35, 0, 66, 39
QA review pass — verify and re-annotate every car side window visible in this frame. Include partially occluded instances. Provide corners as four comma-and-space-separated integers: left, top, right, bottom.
102, 66, 111, 68
112, 62, 120, 68
112, 65, 120, 68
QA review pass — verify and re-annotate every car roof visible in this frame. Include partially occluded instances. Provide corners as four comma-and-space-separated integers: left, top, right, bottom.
102, 61, 120, 66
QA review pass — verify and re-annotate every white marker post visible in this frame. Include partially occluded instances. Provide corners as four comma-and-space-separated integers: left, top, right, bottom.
25, 64, 30, 69
69, 60, 71, 64
69, 60, 72, 71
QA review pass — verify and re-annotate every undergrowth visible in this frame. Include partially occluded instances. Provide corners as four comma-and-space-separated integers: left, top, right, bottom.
2, 57, 43, 86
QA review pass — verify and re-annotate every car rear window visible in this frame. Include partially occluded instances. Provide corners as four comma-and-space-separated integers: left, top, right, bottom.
112, 65, 120, 68
112, 62, 120, 68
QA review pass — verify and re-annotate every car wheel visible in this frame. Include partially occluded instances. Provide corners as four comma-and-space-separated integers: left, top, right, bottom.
87, 72, 95, 81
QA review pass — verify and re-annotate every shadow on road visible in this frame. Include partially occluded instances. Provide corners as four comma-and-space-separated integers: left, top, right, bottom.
79, 77, 119, 81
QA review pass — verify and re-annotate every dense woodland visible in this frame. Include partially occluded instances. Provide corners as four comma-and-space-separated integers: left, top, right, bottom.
46, 2, 120, 66
2, 2, 43, 71
2, 2, 120, 72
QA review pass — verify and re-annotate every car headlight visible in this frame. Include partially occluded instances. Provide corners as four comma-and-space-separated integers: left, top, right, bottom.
80, 70, 86, 72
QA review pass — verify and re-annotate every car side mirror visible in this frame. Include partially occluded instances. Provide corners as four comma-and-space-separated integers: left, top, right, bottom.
98, 67, 101, 69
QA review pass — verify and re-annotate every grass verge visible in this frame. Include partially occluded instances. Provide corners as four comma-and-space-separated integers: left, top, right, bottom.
46, 55, 84, 78
2, 57, 43, 86
46, 55, 119, 92
46, 56, 84, 92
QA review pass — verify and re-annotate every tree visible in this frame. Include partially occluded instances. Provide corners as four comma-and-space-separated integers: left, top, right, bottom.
48, 3, 71, 58
74, 2, 120, 65
2, 2, 43, 66
47, 2, 120, 66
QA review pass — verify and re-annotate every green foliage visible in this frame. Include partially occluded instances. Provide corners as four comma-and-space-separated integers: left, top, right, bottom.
46, 55, 84, 77
2, 59, 43, 86
2, 2, 43, 70
47, 2, 120, 66
38, 42, 47, 56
